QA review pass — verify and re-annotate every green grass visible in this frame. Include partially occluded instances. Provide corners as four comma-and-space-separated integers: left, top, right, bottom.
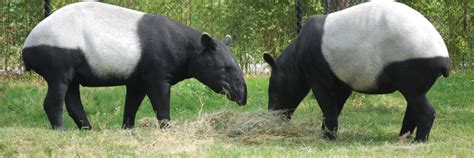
0, 72, 473, 157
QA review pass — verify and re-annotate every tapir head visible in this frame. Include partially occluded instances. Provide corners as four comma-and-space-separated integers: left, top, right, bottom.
263, 53, 310, 119
189, 33, 247, 105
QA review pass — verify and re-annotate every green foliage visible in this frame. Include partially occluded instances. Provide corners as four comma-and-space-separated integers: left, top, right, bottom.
400, 0, 474, 70
1, 0, 42, 70
0, 0, 472, 72
1, 0, 323, 72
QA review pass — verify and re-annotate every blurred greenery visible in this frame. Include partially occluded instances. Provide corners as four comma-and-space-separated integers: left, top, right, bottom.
399, 0, 474, 70
0, 0, 472, 73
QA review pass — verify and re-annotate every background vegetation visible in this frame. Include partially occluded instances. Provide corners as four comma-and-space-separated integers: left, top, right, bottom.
1, 0, 473, 73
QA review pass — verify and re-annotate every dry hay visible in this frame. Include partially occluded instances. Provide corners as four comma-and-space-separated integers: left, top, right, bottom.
136, 109, 323, 145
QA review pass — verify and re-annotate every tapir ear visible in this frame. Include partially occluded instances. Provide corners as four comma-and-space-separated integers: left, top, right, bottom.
263, 53, 276, 69
201, 32, 216, 50
223, 35, 232, 46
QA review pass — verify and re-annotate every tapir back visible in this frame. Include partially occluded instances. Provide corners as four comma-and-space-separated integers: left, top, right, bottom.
23, 2, 145, 79
320, 2, 449, 92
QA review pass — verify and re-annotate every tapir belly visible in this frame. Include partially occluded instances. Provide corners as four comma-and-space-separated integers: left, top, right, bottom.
75, 58, 132, 87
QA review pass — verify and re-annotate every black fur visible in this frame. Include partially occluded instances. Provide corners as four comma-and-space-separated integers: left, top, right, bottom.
265, 15, 450, 142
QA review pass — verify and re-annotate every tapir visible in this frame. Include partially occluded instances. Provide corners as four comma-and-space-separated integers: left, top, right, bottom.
22, 2, 247, 130
263, 1, 449, 142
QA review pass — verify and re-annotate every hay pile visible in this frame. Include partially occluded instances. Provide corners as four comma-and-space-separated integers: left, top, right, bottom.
136, 109, 323, 144
198, 110, 288, 137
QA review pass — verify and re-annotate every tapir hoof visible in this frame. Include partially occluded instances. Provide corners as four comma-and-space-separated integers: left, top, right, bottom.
413, 137, 428, 143
322, 130, 337, 141
52, 125, 66, 131
159, 120, 172, 129
121, 124, 134, 130
80, 126, 92, 130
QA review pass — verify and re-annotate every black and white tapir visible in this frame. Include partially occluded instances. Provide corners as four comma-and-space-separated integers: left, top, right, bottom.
22, 2, 247, 130
264, 1, 450, 142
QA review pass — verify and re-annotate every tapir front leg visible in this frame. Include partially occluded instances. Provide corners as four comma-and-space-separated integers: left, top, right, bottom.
146, 81, 171, 129
320, 81, 352, 130
122, 83, 146, 129
311, 83, 339, 141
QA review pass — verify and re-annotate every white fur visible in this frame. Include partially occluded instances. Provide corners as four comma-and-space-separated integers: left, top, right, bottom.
24, 2, 145, 79
321, 2, 448, 92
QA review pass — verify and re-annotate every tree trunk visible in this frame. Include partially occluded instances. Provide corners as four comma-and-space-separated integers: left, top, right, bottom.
44, 0, 50, 18
296, 0, 302, 34
322, 0, 330, 14
322, 0, 350, 14
4, 58, 8, 74
333, 0, 349, 11
462, 0, 468, 68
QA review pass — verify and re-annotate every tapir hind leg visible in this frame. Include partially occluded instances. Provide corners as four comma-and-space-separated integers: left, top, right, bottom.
399, 82, 437, 141
44, 80, 69, 130
25, 46, 82, 130
400, 93, 435, 142
65, 80, 91, 130
392, 63, 441, 142
399, 104, 416, 138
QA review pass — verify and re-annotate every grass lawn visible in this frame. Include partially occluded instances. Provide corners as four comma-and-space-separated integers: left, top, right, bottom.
0, 72, 473, 157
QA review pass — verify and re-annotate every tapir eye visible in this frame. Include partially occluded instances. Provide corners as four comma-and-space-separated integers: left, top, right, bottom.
222, 66, 232, 73
220, 66, 232, 75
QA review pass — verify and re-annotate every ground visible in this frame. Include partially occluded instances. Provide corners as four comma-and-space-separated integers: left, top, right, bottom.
0, 72, 473, 157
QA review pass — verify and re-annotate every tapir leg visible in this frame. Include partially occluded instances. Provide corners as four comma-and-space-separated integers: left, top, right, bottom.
399, 104, 416, 138
396, 76, 438, 142
44, 81, 69, 130
311, 82, 339, 140
146, 82, 171, 129
65, 80, 91, 130
413, 96, 436, 142
382, 57, 445, 142
401, 93, 435, 142
320, 82, 352, 130
122, 83, 146, 129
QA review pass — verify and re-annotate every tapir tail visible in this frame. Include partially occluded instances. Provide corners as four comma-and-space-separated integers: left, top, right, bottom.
441, 63, 450, 77
439, 57, 450, 78
441, 67, 449, 78
21, 49, 32, 71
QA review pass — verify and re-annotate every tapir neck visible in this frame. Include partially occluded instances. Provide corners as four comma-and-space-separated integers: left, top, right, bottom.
179, 39, 203, 84
169, 31, 203, 85
137, 14, 203, 85
276, 41, 305, 80
275, 39, 310, 106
